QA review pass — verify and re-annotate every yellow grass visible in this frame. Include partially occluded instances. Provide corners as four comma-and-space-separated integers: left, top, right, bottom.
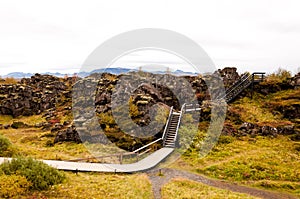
162, 178, 259, 199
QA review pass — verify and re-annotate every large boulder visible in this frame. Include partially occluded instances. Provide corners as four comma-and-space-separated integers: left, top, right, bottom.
54, 124, 81, 143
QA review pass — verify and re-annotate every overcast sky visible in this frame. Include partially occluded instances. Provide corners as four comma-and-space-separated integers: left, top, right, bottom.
1, 0, 300, 75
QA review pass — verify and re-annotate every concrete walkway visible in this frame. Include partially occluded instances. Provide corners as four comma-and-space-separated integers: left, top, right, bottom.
0, 148, 174, 173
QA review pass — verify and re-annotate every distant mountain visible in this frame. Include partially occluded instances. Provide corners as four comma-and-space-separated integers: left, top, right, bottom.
90, 67, 133, 75
3, 72, 34, 78
2, 67, 198, 78
173, 69, 197, 76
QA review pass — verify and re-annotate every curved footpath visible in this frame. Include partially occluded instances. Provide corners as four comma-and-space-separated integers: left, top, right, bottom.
147, 168, 298, 199
0, 148, 174, 173
0, 156, 296, 198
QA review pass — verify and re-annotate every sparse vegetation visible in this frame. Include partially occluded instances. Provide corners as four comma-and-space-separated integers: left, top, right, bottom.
0, 77, 18, 84
266, 68, 292, 84
177, 135, 300, 197
162, 178, 259, 199
28, 172, 153, 199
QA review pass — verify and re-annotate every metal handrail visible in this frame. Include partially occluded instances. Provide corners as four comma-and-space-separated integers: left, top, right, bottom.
223, 74, 249, 96
225, 75, 251, 97
184, 103, 200, 111
69, 152, 134, 162
215, 73, 249, 99
70, 106, 176, 163
172, 103, 186, 144
132, 138, 162, 153
70, 137, 163, 163
162, 106, 174, 141
216, 74, 251, 101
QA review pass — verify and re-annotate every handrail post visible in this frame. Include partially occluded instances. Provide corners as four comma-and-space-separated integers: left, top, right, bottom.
162, 106, 174, 144
119, 153, 123, 164
173, 103, 186, 147
251, 73, 254, 99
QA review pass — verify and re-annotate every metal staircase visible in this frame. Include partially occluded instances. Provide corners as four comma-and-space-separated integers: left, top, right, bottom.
163, 112, 181, 148
162, 103, 196, 148
218, 72, 265, 102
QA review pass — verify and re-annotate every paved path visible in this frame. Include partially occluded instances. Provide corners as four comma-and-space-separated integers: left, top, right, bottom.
0, 148, 174, 173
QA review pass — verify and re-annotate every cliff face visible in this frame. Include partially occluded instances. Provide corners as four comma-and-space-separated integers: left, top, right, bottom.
0, 68, 243, 119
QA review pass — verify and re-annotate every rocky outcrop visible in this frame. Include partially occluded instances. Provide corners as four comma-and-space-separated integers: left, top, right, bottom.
291, 72, 300, 88
54, 124, 81, 143
217, 67, 241, 88
2, 68, 300, 146
0, 74, 71, 117
233, 122, 297, 137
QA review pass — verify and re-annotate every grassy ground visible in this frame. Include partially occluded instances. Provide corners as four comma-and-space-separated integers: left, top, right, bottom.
161, 178, 259, 199
25, 172, 153, 199
2, 124, 299, 198
172, 135, 300, 197
229, 89, 300, 127
0, 128, 91, 160
168, 89, 300, 198
0, 114, 46, 126
1, 88, 299, 198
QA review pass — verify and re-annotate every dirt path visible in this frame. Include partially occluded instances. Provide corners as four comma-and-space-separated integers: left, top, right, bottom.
146, 168, 297, 199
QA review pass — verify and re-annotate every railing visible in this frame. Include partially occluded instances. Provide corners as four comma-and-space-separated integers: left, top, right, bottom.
184, 103, 201, 112
225, 74, 250, 96
172, 103, 186, 146
217, 72, 265, 102
70, 106, 175, 164
69, 145, 158, 164
252, 72, 265, 82
162, 106, 174, 141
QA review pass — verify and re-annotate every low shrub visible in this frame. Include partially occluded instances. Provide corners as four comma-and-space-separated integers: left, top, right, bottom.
217, 136, 234, 145
0, 134, 16, 157
0, 134, 11, 153
45, 140, 54, 147
267, 68, 292, 84
0, 157, 66, 190
0, 174, 31, 198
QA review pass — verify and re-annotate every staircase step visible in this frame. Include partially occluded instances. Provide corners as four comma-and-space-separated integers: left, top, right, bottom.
167, 134, 176, 137
165, 145, 175, 148
165, 138, 173, 141
166, 136, 176, 138
165, 142, 175, 145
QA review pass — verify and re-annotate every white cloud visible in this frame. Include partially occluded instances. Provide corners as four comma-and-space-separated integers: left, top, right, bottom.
0, 0, 300, 75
